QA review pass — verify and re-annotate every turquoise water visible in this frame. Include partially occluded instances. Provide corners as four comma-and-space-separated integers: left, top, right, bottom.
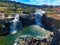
19, 25, 50, 37
0, 25, 50, 45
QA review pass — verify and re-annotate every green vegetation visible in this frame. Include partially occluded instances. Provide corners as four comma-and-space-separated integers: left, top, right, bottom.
17, 8, 23, 14
42, 8, 54, 12
0, 1, 36, 15
23, 8, 35, 14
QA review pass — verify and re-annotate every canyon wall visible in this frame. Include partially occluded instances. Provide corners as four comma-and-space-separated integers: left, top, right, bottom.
42, 14, 60, 45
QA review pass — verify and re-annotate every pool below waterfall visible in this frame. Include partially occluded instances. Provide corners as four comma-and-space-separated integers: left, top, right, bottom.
0, 25, 51, 45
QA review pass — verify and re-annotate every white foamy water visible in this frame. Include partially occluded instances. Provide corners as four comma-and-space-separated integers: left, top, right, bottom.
10, 14, 22, 34
34, 9, 46, 26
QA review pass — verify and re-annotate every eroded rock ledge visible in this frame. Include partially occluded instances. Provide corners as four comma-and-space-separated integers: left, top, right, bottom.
42, 13, 60, 45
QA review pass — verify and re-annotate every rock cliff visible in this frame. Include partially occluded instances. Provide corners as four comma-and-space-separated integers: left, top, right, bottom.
42, 13, 60, 45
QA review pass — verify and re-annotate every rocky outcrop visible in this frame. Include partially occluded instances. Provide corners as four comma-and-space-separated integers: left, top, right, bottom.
0, 14, 35, 35
42, 14, 60, 45
42, 14, 53, 31
20, 14, 35, 27
0, 21, 10, 35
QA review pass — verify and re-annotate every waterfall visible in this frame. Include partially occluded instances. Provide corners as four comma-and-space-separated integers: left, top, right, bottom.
10, 14, 22, 34
35, 9, 45, 26
35, 14, 43, 26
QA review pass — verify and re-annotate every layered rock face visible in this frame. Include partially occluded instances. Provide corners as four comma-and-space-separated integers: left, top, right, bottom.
0, 14, 35, 35
20, 14, 35, 27
0, 21, 10, 35
42, 14, 53, 31
42, 14, 60, 45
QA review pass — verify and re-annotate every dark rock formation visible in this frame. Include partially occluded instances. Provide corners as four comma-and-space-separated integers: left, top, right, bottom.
42, 14, 60, 45
0, 21, 10, 36
0, 14, 35, 35
20, 14, 35, 27
42, 14, 53, 31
